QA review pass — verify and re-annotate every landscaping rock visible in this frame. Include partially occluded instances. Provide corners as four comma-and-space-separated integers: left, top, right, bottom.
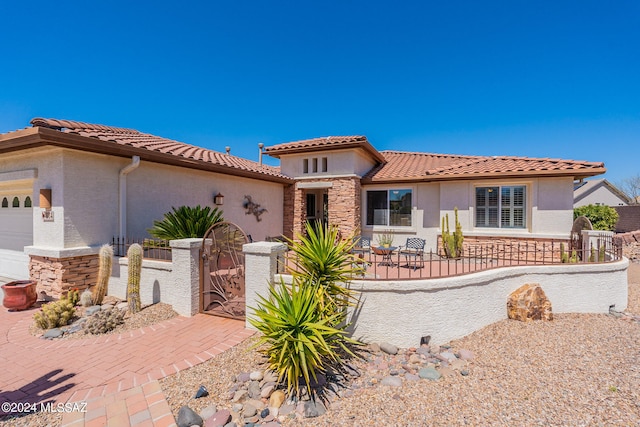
116, 302, 128, 311
177, 405, 203, 427
243, 403, 257, 417
303, 400, 326, 418
85, 306, 101, 316
248, 381, 261, 398
43, 328, 63, 339
250, 370, 264, 381
100, 303, 114, 311
263, 370, 279, 383
261, 384, 275, 398
380, 342, 399, 355
204, 409, 230, 427
418, 367, 441, 381
200, 404, 217, 420
279, 403, 295, 416
507, 283, 553, 321
269, 390, 286, 408
236, 372, 250, 383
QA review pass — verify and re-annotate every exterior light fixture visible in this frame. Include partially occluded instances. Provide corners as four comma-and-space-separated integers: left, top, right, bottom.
40, 188, 54, 221
213, 193, 224, 206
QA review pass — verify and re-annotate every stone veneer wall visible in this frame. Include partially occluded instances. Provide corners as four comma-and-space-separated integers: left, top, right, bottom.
283, 177, 362, 240
29, 254, 99, 298
327, 177, 361, 238
282, 184, 296, 240
438, 235, 570, 263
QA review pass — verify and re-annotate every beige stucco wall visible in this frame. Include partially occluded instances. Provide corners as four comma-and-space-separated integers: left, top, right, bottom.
1, 147, 284, 252
279, 149, 376, 178
361, 177, 575, 252
125, 161, 283, 241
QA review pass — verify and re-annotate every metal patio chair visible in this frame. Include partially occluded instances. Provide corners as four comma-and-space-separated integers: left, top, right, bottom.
399, 237, 426, 270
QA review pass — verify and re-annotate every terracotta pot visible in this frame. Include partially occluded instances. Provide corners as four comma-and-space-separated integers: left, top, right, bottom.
2, 280, 38, 311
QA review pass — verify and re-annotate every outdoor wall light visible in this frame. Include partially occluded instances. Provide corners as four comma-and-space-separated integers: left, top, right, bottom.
39, 188, 54, 221
213, 193, 224, 206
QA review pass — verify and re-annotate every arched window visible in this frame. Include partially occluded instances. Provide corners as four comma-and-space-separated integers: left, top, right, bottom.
1, 198, 7, 208
12, 197, 20, 208
24, 196, 32, 208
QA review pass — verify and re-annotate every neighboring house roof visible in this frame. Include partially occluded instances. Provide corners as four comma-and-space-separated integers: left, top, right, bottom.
265, 135, 386, 163
0, 118, 291, 183
574, 178, 631, 205
362, 150, 606, 183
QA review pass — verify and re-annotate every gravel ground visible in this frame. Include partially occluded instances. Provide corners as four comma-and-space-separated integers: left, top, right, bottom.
28, 298, 178, 340
162, 261, 640, 427
3, 261, 639, 426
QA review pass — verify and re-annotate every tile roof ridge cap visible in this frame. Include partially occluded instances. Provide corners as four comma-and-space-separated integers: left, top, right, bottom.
380, 150, 482, 158
30, 117, 140, 134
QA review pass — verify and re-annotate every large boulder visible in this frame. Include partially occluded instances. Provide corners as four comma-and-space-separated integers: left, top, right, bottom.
507, 283, 553, 321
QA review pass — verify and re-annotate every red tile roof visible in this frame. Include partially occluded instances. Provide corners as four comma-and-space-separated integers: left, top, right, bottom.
363, 150, 606, 182
27, 118, 288, 181
265, 136, 386, 163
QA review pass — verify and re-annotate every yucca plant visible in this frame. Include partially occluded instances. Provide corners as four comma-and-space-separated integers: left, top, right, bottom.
147, 205, 223, 239
250, 277, 355, 397
285, 221, 362, 321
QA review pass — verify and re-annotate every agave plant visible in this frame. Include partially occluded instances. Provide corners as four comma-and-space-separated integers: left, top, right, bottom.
286, 221, 362, 320
147, 205, 223, 239
250, 277, 354, 396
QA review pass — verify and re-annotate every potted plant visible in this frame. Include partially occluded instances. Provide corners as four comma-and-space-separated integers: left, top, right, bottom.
2, 280, 38, 311
376, 230, 394, 248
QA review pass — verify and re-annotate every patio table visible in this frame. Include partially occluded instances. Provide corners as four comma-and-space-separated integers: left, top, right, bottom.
373, 246, 397, 267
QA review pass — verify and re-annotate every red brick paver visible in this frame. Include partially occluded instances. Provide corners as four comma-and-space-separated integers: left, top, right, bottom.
0, 306, 254, 426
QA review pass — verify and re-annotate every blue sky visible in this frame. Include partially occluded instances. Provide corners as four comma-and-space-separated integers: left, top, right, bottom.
1, 1, 638, 185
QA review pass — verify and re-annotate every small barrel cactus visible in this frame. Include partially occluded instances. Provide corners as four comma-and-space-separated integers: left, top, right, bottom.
80, 289, 93, 307
93, 244, 113, 305
127, 243, 143, 314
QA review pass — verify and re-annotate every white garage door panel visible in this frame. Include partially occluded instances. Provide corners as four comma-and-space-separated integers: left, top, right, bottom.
0, 248, 30, 279
0, 208, 33, 251
0, 207, 33, 279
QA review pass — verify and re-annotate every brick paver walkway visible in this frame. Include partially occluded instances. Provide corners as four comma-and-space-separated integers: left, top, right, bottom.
0, 306, 254, 426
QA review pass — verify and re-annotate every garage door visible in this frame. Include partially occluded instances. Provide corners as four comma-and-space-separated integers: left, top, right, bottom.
0, 194, 33, 279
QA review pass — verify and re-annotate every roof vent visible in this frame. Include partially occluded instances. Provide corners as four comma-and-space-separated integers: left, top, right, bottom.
225, 146, 231, 155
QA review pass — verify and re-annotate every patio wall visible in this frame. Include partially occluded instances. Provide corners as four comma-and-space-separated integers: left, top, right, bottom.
108, 238, 201, 316
244, 242, 629, 348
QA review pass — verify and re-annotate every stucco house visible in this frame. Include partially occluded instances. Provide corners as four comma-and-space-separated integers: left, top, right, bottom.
266, 136, 606, 250
573, 178, 631, 208
0, 118, 606, 297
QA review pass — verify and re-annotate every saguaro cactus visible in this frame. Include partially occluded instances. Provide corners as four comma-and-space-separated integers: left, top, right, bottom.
93, 244, 113, 305
127, 243, 143, 314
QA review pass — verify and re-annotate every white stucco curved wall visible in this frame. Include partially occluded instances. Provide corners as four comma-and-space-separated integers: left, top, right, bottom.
345, 258, 628, 348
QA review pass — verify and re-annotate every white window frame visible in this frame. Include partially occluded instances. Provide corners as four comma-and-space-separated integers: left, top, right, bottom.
475, 185, 527, 229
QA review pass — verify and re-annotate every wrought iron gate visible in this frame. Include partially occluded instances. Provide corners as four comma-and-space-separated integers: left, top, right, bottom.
200, 221, 250, 320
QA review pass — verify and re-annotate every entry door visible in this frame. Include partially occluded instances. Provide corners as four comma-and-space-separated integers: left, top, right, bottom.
306, 191, 328, 227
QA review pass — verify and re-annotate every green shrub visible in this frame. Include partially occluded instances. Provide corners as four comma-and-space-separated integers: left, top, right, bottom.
250, 277, 353, 396
286, 221, 361, 320
573, 205, 619, 231
147, 205, 224, 239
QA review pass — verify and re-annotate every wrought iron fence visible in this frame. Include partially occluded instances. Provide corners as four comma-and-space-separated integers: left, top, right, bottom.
111, 236, 172, 261
282, 236, 623, 281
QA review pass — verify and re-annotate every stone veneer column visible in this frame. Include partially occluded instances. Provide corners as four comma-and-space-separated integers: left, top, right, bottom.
327, 177, 361, 237
28, 252, 99, 298
285, 185, 306, 240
